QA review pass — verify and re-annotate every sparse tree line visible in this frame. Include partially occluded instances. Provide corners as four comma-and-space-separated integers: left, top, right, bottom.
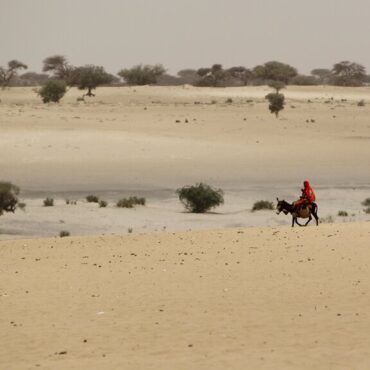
1, 56, 369, 91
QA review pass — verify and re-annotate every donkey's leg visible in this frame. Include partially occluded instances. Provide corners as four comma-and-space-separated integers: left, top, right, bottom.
295, 218, 305, 227
304, 215, 312, 226
292, 216, 295, 227
312, 205, 319, 226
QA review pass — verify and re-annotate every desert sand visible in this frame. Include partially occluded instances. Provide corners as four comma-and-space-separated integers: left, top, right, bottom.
0, 85, 369, 238
1, 86, 370, 369
1, 222, 370, 369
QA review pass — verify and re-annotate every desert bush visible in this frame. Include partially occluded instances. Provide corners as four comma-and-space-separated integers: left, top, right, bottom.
118, 64, 166, 85
357, 99, 365, 107
86, 195, 99, 203
65, 199, 77, 205
43, 197, 54, 207
117, 196, 146, 208
59, 230, 70, 238
338, 210, 348, 217
0, 182, 19, 215
176, 183, 224, 213
364, 207, 370, 214
362, 198, 370, 207
37, 80, 67, 103
265, 92, 285, 117
252, 200, 274, 211
99, 200, 108, 208
117, 198, 134, 208
128, 227, 133, 233
226, 98, 233, 103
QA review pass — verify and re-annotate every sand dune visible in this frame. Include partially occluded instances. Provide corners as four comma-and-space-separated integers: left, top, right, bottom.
1, 222, 370, 369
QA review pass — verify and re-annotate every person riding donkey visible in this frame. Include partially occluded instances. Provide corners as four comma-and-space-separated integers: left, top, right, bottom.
293, 180, 316, 212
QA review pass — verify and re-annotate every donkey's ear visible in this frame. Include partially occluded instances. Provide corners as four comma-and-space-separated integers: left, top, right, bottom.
276, 197, 279, 201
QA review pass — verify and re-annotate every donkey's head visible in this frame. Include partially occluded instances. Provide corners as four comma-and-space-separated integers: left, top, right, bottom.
276, 198, 289, 215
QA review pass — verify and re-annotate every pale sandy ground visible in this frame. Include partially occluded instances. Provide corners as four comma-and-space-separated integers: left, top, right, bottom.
1, 222, 370, 369
0, 85, 369, 238
1, 87, 370, 369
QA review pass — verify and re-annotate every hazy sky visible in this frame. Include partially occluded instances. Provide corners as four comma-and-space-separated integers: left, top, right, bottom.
1, 0, 370, 75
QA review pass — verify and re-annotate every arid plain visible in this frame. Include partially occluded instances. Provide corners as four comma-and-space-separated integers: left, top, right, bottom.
0, 85, 369, 237
1, 85, 370, 369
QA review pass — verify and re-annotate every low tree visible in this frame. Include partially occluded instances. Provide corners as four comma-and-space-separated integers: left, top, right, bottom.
331, 61, 366, 86
177, 69, 200, 85
265, 92, 285, 117
42, 55, 74, 81
253, 61, 297, 84
228, 66, 254, 85
311, 68, 331, 84
290, 75, 318, 86
0, 60, 28, 89
118, 64, 166, 85
37, 80, 67, 103
177, 183, 224, 213
196, 64, 230, 87
17, 72, 49, 86
70, 65, 113, 96
0, 182, 19, 216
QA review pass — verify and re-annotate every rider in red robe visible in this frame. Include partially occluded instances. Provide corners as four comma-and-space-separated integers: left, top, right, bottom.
294, 180, 316, 210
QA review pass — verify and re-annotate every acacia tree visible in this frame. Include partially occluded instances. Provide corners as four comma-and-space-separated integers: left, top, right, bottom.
0, 182, 19, 216
70, 65, 113, 96
0, 60, 28, 89
196, 64, 229, 87
253, 61, 297, 84
118, 64, 166, 85
42, 55, 74, 81
331, 61, 366, 86
311, 68, 331, 84
228, 66, 254, 85
177, 69, 199, 85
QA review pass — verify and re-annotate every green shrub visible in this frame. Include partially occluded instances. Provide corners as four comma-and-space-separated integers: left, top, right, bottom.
116, 196, 146, 208
129, 196, 146, 206
265, 92, 285, 117
37, 80, 67, 103
338, 210, 348, 217
252, 200, 274, 211
59, 230, 70, 238
43, 197, 54, 207
117, 198, 134, 208
357, 99, 365, 107
362, 198, 370, 207
86, 195, 99, 203
0, 181, 19, 216
176, 183, 224, 213
99, 200, 108, 208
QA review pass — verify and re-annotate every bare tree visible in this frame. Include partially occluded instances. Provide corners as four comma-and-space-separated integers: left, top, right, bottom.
0, 60, 27, 89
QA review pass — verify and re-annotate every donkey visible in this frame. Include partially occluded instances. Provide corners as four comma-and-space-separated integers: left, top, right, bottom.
276, 198, 319, 227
